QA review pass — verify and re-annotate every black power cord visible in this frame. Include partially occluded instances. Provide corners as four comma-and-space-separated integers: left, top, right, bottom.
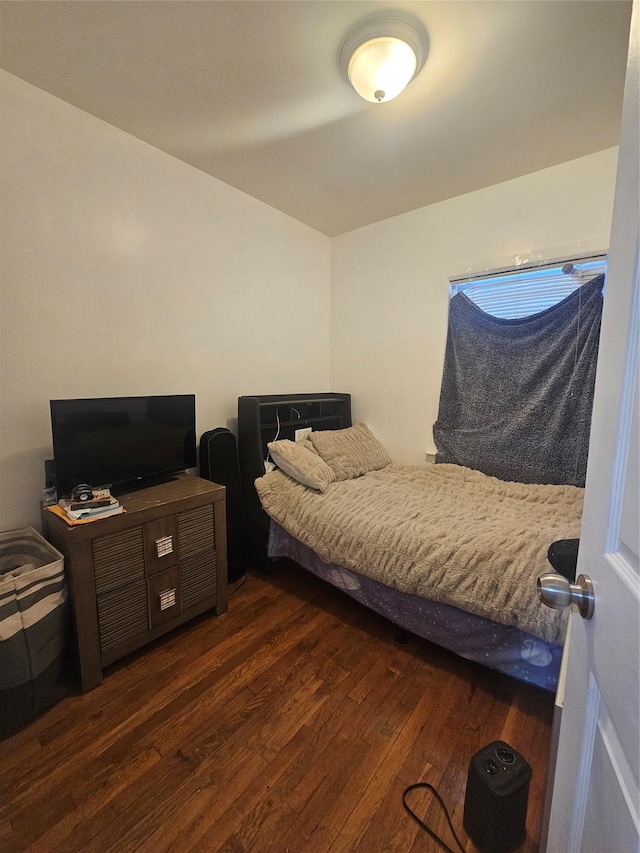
402, 782, 466, 853
228, 574, 247, 596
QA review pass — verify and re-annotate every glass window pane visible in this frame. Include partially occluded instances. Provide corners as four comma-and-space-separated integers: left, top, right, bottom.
450, 257, 607, 319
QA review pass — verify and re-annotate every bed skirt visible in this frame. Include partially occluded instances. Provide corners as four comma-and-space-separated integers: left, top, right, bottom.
268, 521, 561, 692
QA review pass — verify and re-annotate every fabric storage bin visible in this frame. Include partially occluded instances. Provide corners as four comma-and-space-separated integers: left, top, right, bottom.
0, 527, 72, 738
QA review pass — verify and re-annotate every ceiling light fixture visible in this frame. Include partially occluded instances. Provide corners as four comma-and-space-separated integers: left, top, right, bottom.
338, 12, 428, 104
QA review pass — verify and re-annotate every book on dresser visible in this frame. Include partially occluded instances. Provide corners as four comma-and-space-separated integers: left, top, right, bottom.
58, 495, 123, 521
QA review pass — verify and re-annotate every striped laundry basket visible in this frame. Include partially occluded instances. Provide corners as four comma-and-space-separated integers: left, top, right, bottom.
0, 527, 72, 738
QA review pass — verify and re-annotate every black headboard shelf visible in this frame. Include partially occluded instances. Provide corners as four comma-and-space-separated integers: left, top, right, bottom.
238, 392, 352, 568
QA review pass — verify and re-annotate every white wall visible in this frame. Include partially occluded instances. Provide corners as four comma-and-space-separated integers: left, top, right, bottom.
330, 148, 620, 464
0, 72, 331, 531
0, 71, 621, 532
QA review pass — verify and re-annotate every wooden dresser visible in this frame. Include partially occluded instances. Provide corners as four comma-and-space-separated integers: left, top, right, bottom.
42, 473, 227, 692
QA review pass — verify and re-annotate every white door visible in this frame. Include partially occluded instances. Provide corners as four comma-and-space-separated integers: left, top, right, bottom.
544, 3, 639, 851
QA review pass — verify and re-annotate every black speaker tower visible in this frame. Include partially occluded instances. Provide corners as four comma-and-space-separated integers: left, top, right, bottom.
463, 741, 532, 853
198, 427, 246, 584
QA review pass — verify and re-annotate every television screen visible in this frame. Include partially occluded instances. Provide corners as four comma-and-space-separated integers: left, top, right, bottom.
50, 394, 196, 497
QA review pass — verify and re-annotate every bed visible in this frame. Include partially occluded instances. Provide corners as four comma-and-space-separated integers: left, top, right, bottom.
238, 396, 583, 691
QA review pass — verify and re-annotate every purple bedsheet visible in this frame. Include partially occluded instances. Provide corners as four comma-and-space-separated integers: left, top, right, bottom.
268, 521, 562, 691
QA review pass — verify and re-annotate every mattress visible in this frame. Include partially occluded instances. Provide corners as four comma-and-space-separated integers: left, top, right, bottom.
256, 462, 583, 645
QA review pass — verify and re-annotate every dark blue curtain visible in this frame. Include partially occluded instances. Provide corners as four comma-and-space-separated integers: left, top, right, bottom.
433, 275, 604, 486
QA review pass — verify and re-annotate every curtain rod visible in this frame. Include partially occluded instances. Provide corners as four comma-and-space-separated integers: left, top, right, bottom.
449, 252, 607, 286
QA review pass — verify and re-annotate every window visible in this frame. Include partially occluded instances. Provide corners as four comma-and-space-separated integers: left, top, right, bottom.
436, 257, 606, 485
449, 255, 607, 319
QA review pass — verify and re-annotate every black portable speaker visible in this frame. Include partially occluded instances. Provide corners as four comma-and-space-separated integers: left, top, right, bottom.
463, 741, 532, 853
199, 427, 246, 584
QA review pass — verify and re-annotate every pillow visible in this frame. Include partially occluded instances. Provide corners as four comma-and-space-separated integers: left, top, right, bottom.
308, 422, 392, 481
267, 438, 336, 492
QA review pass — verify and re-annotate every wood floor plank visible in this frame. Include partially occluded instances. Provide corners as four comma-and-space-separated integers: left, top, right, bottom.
356, 773, 436, 853
192, 714, 351, 849
0, 562, 555, 853
302, 681, 439, 853
69, 686, 279, 853
20, 746, 163, 853
325, 680, 455, 853
270, 731, 369, 852
0, 584, 300, 818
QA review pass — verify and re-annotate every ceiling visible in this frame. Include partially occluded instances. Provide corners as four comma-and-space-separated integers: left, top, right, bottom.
0, 1, 632, 236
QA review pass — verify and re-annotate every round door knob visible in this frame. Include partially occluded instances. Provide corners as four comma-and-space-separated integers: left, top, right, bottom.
537, 572, 595, 620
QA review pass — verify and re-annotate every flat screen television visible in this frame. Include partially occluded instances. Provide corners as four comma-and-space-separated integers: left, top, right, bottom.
50, 394, 197, 497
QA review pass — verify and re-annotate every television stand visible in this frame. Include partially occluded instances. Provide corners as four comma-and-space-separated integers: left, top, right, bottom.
42, 473, 227, 692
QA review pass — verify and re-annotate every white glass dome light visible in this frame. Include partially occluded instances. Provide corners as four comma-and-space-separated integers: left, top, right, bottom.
339, 12, 428, 104
348, 37, 417, 103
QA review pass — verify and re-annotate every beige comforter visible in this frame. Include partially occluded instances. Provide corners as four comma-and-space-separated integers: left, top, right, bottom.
255, 463, 584, 645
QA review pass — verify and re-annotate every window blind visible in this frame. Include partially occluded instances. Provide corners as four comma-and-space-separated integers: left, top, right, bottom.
450, 255, 607, 319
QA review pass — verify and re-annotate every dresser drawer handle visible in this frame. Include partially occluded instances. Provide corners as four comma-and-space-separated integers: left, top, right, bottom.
155, 535, 174, 558
158, 588, 177, 611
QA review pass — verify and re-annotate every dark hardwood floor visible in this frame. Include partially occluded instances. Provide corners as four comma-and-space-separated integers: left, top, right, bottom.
0, 562, 555, 852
